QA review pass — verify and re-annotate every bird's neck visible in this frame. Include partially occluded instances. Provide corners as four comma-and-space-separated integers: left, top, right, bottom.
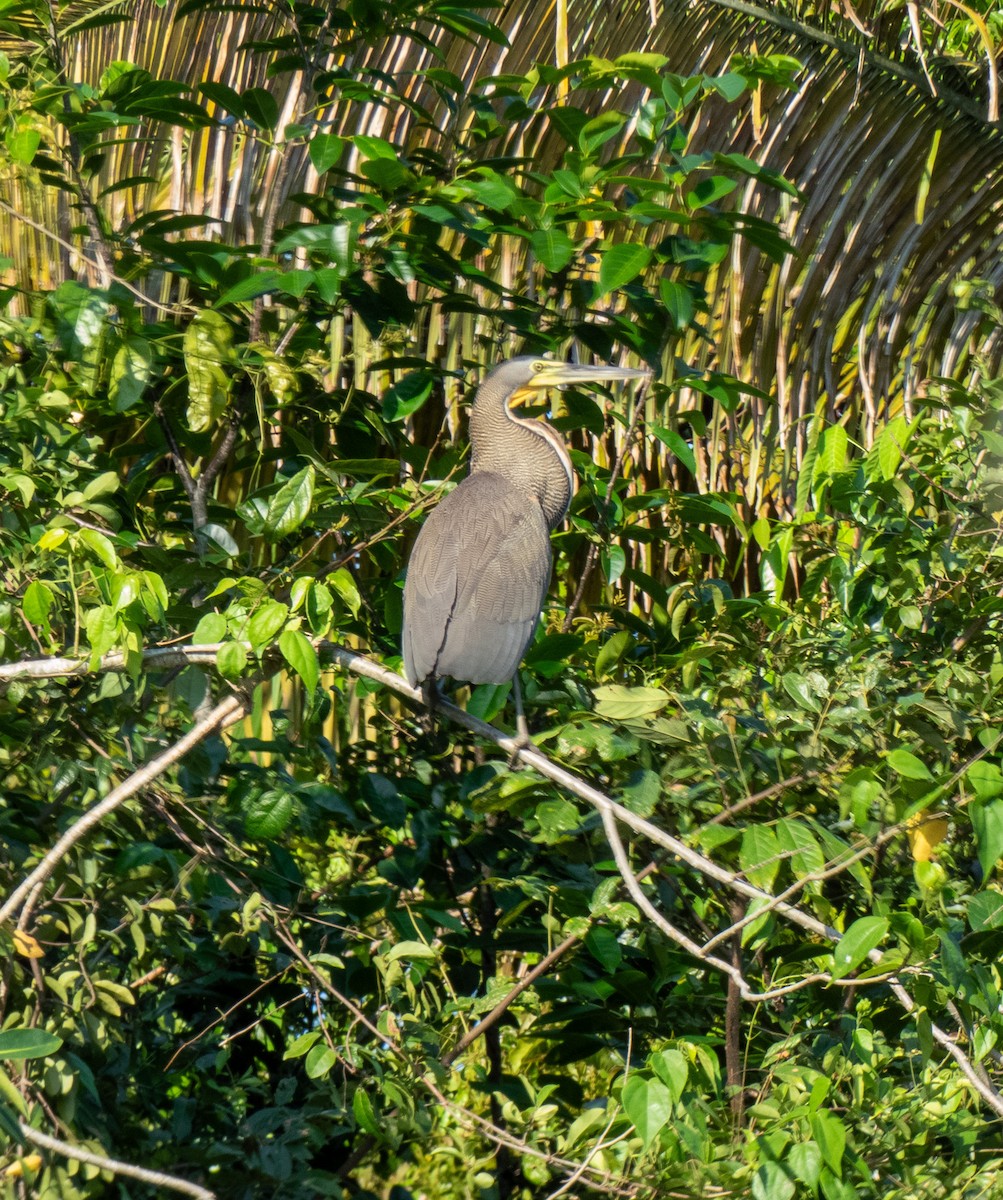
469, 382, 573, 530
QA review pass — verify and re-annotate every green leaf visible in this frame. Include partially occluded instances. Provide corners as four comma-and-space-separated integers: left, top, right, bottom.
193, 612, 227, 644
971, 799, 1003, 880
584, 926, 622, 971
752, 1161, 795, 1200
110, 334, 153, 410
831, 916, 888, 979
382, 372, 434, 421
6, 126, 40, 165
215, 270, 283, 307
596, 243, 651, 295
621, 1075, 672, 1148
658, 279, 695, 331
781, 671, 822, 712
0, 1029, 63, 1061
595, 630, 633, 678
247, 600, 289, 655
279, 629, 319, 694
530, 227, 576, 272
740, 825, 780, 891
330, 568, 361, 616
593, 684, 668, 721
309, 132, 344, 173
788, 1142, 822, 1189
265, 465, 315, 539
242, 788, 294, 839
810, 1110, 846, 1176
352, 1088, 380, 1136
184, 310, 233, 432
651, 426, 696, 476
535, 798, 581, 840
216, 640, 248, 680
775, 819, 825, 880
305, 1044, 337, 1079
886, 748, 933, 781
650, 1048, 688, 1102
815, 424, 848, 476
76, 527, 119, 569
705, 71, 747, 102
242, 86, 278, 129
969, 890, 1003, 931
23, 581, 54, 634
385, 940, 437, 962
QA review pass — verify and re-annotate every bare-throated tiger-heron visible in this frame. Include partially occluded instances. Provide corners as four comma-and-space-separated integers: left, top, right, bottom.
402, 356, 651, 737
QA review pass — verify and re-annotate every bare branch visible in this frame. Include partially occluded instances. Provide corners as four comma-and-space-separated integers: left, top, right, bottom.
0, 695, 246, 927
19, 1123, 215, 1200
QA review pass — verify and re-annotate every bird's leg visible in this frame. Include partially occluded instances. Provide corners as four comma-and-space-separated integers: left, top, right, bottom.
511, 672, 530, 749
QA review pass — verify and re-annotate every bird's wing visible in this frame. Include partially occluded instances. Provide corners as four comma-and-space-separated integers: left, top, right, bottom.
402, 473, 552, 686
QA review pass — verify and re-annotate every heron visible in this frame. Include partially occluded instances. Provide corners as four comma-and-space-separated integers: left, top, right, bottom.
402, 355, 652, 740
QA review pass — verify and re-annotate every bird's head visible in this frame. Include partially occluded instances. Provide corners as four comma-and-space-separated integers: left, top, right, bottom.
485, 356, 653, 410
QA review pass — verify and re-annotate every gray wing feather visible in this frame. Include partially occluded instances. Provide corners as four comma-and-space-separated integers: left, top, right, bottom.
402, 473, 552, 686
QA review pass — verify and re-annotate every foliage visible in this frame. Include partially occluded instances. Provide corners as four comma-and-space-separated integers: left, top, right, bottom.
2, 2, 1003, 1200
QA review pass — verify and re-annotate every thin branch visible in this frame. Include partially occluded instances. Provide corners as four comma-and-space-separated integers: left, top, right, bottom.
0, 695, 246, 927
18, 1123, 215, 1200
563, 377, 651, 632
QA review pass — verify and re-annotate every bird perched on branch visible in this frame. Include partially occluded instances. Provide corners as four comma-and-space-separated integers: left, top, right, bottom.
402, 355, 651, 739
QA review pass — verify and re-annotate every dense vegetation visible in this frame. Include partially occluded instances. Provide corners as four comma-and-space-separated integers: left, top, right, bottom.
2, 1, 1003, 1198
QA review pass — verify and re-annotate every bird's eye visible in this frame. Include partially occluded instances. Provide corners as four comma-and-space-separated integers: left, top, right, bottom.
532, 360, 548, 372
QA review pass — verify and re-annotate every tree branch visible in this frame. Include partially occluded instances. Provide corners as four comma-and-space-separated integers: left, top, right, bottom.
0, 695, 246, 927
19, 1123, 215, 1200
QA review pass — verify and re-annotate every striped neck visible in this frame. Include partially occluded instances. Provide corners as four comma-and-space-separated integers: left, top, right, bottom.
468, 378, 574, 531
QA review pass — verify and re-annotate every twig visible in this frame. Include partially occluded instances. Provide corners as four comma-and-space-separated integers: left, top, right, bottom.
18, 1123, 214, 1200
563, 377, 651, 632
0, 695, 246, 926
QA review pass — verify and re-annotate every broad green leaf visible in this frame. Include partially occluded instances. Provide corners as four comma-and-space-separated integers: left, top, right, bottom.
23, 581, 54, 634
788, 1142, 823, 1189
651, 426, 696, 476
602, 544, 626, 586
352, 1088, 380, 1136
216, 640, 247, 680
658, 279, 695, 331
595, 630, 633, 678
622, 1076, 672, 1148
621, 768, 660, 816
752, 1161, 795, 1200
330, 568, 361, 616
967, 761, 1003, 801
76, 527, 118, 569
184, 310, 233, 432
530, 227, 575, 272
110, 335, 153, 411
265, 465, 315, 539
596, 243, 651, 295
85, 605, 118, 658
781, 671, 822, 712
593, 684, 668, 721
248, 600, 289, 654
831, 916, 888, 979
584, 926, 621, 971
309, 132, 344, 173
886, 748, 933, 781
650, 1049, 688, 1102
815, 424, 848, 476
0, 1029, 63, 1061
535, 798, 581, 839
775, 819, 825, 880
740, 825, 780, 891
305, 1044, 337, 1079
971, 799, 1003, 880
242, 788, 294, 839
6, 126, 40, 164
192, 612, 227, 644
968, 890, 1003, 931
382, 372, 434, 421
810, 1110, 846, 1176
215, 270, 283, 307
385, 940, 437, 962
279, 629, 319, 693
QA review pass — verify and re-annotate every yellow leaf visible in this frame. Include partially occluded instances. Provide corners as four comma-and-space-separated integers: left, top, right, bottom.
12, 930, 44, 959
3, 1154, 44, 1177
908, 814, 949, 862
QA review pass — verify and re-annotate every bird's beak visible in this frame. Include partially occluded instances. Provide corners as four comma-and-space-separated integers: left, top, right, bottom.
527, 362, 653, 390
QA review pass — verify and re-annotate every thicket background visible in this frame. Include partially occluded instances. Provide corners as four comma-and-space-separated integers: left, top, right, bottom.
2, 1, 1003, 1197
